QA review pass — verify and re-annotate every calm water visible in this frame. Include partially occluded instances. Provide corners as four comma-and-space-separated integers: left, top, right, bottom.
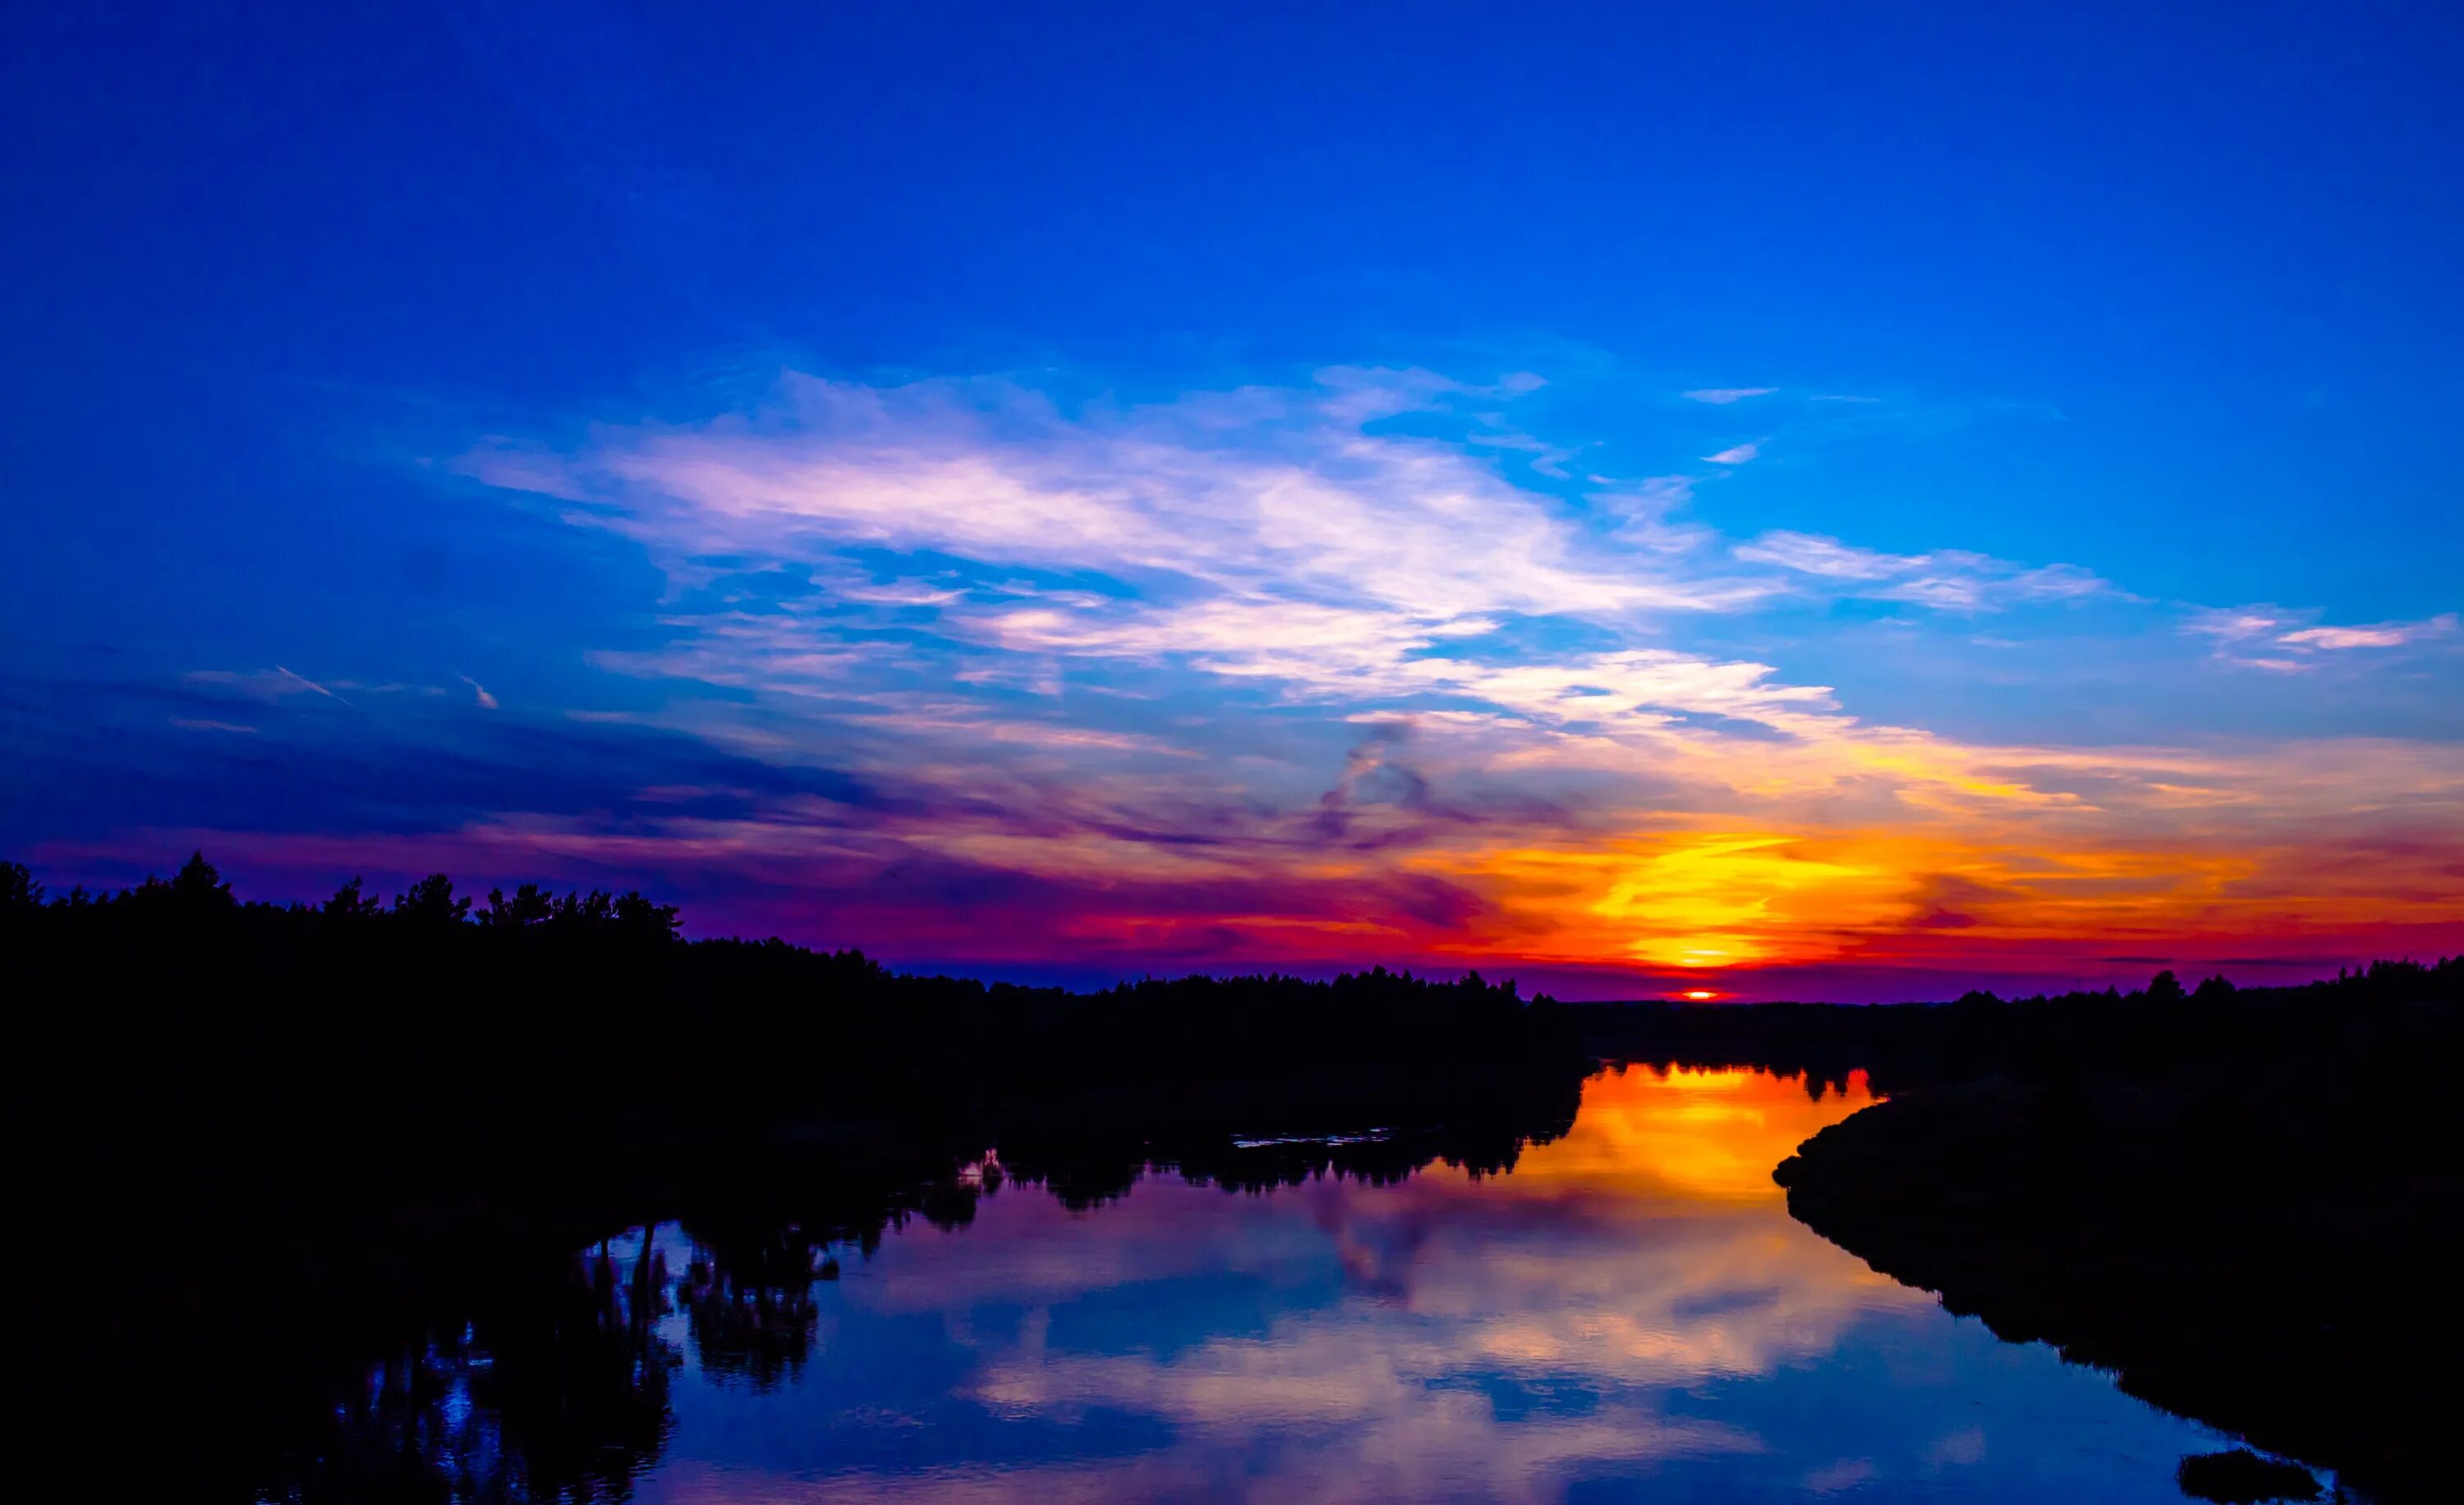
328, 1067, 2234, 1502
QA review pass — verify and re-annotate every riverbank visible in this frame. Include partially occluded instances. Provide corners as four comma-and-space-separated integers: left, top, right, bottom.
5, 857, 1594, 1498
15, 858, 2457, 1500
25, 1060, 1594, 1502
1770, 973, 2462, 1502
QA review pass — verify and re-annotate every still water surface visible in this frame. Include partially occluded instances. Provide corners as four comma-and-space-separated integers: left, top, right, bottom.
364, 1067, 2230, 1501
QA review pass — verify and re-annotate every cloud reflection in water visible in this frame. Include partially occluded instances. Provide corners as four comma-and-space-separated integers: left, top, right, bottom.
623, 1068, 2222, 1503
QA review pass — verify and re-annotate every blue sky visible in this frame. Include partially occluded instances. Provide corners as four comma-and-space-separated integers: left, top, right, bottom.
5, 2, 2460, 995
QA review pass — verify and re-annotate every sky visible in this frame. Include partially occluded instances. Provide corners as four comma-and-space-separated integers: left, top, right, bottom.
5, 2, 2461, 999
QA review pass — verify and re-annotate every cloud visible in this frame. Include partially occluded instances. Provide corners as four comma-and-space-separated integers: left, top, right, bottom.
483, 372, 1752, 626
1734, 532, 2110, 610
1734, 532, 1901, 581
2183, 606, 2290, 642
1880, 562, 2107, 610
2278, 614, 2457, 650
37, 363, 2440, 991
430, 371, 2464, 979
2279, 626, 2408, 650
1702, 443, 1760, 465
1463, 426, 1577, 478
184, 665, 349, 704
2188, 605, 2459, 669
1683, 388, 1776, 405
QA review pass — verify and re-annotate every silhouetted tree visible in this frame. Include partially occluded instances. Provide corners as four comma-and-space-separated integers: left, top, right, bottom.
479, 881, 553, 928
163, 850, 235, 909
322, 875, 385, 920
551, 888, 614, 929
392, 872, 469, 926
613, 891, 682, 942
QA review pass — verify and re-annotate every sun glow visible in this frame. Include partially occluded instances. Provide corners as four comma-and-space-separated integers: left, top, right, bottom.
1445, 831, 1938, 972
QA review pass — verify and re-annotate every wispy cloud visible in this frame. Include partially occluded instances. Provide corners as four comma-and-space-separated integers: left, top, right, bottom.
1682, 388, 1776, 406
1734, 532, 1902, 581
272, 366, 2450, 986
2278, 614, 2456, 650
1702, 442, 1760, 466
471, 371, 1780, 633
2186, 605, 2458, 669
1735, 532, 2111, 610
2184, 606, 2292, 642
185, 665, 350, 703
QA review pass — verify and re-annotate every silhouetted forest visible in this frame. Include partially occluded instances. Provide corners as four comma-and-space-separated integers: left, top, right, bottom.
1574, 957, 2464, 1098
1754, 960, 2464, 1503
14, 853, 2458, 1501
2, 854, 1588, 1501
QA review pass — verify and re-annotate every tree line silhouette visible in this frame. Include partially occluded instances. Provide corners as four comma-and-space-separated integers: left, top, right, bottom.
3, 853, 1589, 1502
1571, 958, 2464, 1098
15, 851, 2457, 1501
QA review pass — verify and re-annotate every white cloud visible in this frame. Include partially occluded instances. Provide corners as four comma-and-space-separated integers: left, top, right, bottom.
444, 365, 2464, 964
2280, 625, 2408, 650
2190, 606, 2457, 668
1735, 532, 2110, 611
1682, 388, 1776, 405
493, 373, 1759, 628
1734, 532, 1903, 581
2183, 606, 2291, 642
1703, 443, 1760, 465
2278, 614, 2457, 650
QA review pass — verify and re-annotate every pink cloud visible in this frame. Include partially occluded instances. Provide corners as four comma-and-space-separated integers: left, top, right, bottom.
2278, 614, 2457, 650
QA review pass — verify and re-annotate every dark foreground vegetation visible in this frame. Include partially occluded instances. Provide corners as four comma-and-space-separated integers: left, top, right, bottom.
4, 855, 1588, 1501
13, 853, 2455, 1502
1688, 960, 2462, 1503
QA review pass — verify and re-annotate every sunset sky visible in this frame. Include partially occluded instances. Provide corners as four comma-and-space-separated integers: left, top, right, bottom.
7, 4, 2461, 998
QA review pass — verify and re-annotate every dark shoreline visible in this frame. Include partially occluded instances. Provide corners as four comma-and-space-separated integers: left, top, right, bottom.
8, 858, 1598, 1498
1574, 960, 2463, 1500
12, 858, 2459, 1501
1763, 980, 2462, 1503
27, 1066, 1597, 1502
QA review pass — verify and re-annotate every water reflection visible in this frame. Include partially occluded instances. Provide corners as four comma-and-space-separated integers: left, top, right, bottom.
279, 1240, 678, 1503
270, 1068, 2228, 1503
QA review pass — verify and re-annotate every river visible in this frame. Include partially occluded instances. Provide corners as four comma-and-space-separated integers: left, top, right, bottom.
275, 1065, 2247, 1502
